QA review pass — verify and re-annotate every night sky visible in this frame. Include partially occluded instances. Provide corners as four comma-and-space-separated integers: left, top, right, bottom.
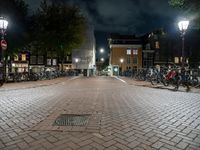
26, 0, 180, 56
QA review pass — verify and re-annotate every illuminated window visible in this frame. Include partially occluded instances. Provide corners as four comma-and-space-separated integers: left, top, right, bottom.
174, 57, 179, 64
127, 49, 131, 55
21, 54, 26, 61
133, 49, 138, 55
180, 57, 183, 63
155, 41, 160, 49
52, 59, 57, 66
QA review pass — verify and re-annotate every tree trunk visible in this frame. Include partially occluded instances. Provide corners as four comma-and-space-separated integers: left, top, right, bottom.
61, 58, 64, 72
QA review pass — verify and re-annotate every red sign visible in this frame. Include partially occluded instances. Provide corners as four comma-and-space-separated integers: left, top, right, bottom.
1, 40, 7, 50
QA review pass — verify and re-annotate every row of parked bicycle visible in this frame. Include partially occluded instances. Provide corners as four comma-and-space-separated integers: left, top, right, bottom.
123, 65, 200, 91
0, 69, 79, 87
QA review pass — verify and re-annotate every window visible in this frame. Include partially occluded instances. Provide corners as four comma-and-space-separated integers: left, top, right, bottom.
30, 56, 36, 64
52, 59, 57, 66
127, 49, 131, 55
21, 54, 26, 61
133, 49, 138, 55
143, 53, 147, 59
133, 56, 138, 64
145, 43, 150, 49
133, 49, 138, 64
155, 41, 160, 49
38, 56, 44, 64
47, 59, 51, 65
127, 55, 131, 64
174, 57, 179, 64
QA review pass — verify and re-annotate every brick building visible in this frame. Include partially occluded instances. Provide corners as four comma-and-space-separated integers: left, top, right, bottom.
108, 34, 143, 73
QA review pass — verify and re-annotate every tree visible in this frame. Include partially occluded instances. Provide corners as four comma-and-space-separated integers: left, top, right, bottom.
168, 0, 200, 29
31, 0, 87, 70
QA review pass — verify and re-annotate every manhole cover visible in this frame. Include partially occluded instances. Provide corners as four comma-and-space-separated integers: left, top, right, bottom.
53, 114, 90, 126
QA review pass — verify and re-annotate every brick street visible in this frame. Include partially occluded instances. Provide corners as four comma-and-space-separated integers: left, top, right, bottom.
0, 76, 200, 150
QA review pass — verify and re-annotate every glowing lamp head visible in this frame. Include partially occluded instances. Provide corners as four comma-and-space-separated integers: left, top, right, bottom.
0, 17, 8, 30
178, 20, 189, 31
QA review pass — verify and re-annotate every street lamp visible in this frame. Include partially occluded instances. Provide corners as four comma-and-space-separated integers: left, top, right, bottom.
75, 58, 79, 69
178, 20, 189, 67
0, 17, 8, 85
120, 58, 124, 76
100, 48, 104, 53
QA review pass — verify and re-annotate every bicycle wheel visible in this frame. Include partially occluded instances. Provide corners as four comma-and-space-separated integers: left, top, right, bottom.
150, 75, 158, 85
191, 77, 199, 87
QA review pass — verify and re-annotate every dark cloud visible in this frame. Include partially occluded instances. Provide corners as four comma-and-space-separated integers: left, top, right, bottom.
25, 0, 179, 34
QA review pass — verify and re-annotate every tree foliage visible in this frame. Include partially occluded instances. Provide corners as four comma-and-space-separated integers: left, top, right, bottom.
168, 0, 200, 29
31, 0, 87, 58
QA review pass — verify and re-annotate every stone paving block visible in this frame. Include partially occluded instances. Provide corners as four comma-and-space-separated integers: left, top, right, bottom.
46, 136, 59, 143
90, 142, 105, 150
125, 135, 138, 143
127, 140, 140, 148
78, 145, 93, 150
115, 143, 131, 150
17, 141, 29, 149
171, 136, 182, 144
67, 141, 80, 149
176, 141, 189, 149
163, 144, 182, 150
113, 137, 128, 145
102, 140, 117, 147
152, 141, 164, 149
78, 139, 93, 147
105, 146, 118, 150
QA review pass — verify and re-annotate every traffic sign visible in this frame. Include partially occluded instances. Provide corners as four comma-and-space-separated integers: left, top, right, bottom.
1, 40, 7, 50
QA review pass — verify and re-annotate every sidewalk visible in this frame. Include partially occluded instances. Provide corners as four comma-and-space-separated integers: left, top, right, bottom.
119, 76, 200, 93
0, 76, 78, 91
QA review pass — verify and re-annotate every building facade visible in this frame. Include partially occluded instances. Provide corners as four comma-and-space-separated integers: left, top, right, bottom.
108, 34, 143, 74
72, 25, 96, 76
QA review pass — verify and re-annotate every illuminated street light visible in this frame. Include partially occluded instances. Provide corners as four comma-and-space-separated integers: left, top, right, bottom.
120, 58, 124, 63
100, 58, 104, 62
178, 20, 189, 66
100, 48, 104, 53
0, 17, 8, 86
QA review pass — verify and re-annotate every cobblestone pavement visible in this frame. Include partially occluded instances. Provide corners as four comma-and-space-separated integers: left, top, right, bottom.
0, 76, 200, 150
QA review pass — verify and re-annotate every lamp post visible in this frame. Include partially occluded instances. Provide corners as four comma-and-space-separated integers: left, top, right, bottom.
0, 17, 8, 85
120, 58, 124, 76
98, 48, 104, 72
178, 20, 189, 67
75, 58, 79, 76
75, 58, 79, 69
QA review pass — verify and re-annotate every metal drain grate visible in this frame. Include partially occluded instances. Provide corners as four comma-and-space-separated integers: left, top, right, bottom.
53, 114, 90, 126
